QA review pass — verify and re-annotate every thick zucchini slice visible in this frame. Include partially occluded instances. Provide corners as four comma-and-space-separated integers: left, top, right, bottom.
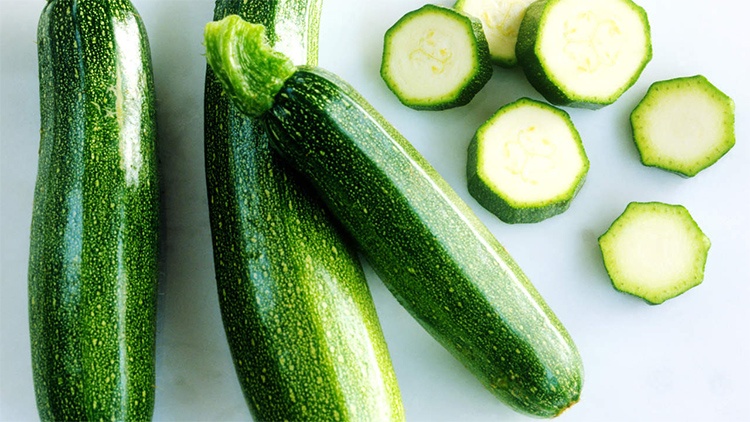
599, 202, 711, 304
29, 0, 160, 420
205, 16, 584, 418
380, 4, 492, 110
454, 0, 537, 67
467, 98, 589, 223
630, 75, 735, 177
516, 0, 652, 108
204, 2, 404, 421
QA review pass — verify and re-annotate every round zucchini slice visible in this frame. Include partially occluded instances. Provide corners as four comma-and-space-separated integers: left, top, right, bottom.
515, 0, 652, 108
380, 4, 493, 110
630, 75, 735, 177
454, 0, 537, 67
599, 202, 711, 305
467, 97, 589, 224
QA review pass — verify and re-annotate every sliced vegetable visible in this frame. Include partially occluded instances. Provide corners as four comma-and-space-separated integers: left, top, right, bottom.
29, 0, 160, 420
467, 98, 589, 223
205, 15, 584, 418
204, 2, 404, 421
454, 0, 536, 67
516, 0, 652, 108
599, 202, 710, 304
380, 4, 492, 110
630, 75, 735, 177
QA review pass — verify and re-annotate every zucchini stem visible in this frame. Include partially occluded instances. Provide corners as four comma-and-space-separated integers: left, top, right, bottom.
204, 15, 296, 117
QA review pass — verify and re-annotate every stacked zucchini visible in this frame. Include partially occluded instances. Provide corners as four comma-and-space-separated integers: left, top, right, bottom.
204, 0, 404, 420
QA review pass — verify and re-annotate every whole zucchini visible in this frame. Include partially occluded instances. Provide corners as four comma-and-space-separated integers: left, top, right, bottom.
205, 16, 584, 418
204, 1, 404, 420
29, 0, 159, 420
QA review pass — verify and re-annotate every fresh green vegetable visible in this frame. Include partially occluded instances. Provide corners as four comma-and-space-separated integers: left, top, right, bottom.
204, 4, 404, 421
630, 75, 735, 177
380, 4, 492, 110
599, 202, 710, 304
467, 97, 589, 224
28, 0, 160, 420
454, 0, 536, 67
516, 0, 652, 108
205, 15, 584, 418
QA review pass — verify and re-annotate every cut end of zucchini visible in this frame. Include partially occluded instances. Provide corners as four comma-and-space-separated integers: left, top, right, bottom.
467, 98, 589, 223
204, 15, 296, 117
380, 4, 492, 110
454, 0, 537, 67
516, 0, 651, 107
631, 75, 735, 177
599, 202, 710, 304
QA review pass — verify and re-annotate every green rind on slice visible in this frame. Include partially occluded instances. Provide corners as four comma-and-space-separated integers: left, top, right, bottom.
454, 0, 537, 67
630, 75, 735, 177
598, 202, 711, 305
380, 4, 493, 110
467, 98, 589, 224
516, 0, 652, 108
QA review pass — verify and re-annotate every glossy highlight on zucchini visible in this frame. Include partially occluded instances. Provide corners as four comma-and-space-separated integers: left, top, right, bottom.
29, 0, 160, 420
205, 15, 584, 418
204, 2, 404, 421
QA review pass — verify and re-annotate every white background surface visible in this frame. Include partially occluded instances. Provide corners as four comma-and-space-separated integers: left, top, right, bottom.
2, 0, 749, 420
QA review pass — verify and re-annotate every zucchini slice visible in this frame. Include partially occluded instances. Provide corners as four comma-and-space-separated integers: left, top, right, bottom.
630, 75, 735, 177
516, 0, 652, 108
205, 2, 404, 421
454, 0, 537, 67
30, 0, 159, 419
205, 16, 584, 418
467, 98, 589, 223
599, 202, 711, 305
380, 4, 492, 110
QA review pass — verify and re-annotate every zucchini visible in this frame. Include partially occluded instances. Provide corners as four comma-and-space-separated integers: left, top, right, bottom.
467, 98, 589, 224
205, 16, 584, 418
380, 4, 492, 110
29, 0, 160, 420
599, 202, 711, 304
204, 2, 404, 421
516, 0, 652, 108
454, 0, 536, 67
630, 75, 735, 177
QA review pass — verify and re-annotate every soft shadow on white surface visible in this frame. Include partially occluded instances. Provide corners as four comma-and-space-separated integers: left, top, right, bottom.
2, 0, 749, 421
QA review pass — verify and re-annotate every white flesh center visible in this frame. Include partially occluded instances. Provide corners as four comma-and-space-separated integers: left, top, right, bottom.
603, 210, 702, 294
637, 89, 726, 168
478, 105, 584, 205
458, 0, 536, 62
385, 11, 476, 101
538, 0, 648, 99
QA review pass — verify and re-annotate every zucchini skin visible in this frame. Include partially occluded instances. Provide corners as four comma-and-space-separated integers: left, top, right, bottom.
204, 1, 404, 420
29, 0, 159, 420
265, 67, 584, 418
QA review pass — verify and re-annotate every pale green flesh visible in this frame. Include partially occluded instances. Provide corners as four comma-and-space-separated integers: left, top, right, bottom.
631, 75, 735, 177
455, 0, 536, 66
477, 100, 586, 205
468, 98, 588, 223
599, 202, 710, 304
381, 4, 491, 109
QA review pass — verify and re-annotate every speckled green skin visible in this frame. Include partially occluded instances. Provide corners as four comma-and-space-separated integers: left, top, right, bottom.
204, 1, 404, 421
29, 0, 159, 420
265, 67, 584, 417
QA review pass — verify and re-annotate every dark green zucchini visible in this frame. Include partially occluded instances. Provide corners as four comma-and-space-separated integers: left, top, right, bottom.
204, 1, 404, 420
205, 16, 583, 418
29, 0, 159, 420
